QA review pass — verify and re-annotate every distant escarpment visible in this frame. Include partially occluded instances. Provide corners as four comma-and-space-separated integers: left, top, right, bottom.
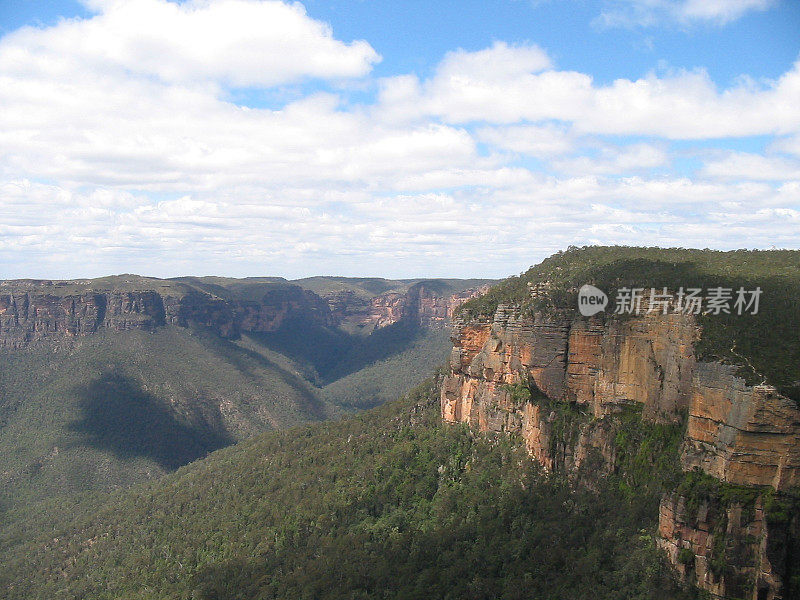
0, 283, 326, 348
0, 276, 490, 349
442, 247, 800, 600
322, 282, 490, 331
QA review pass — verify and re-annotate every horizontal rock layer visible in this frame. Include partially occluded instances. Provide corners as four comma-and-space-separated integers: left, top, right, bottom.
0, 280, 489, 348
324, 283, 490, 331
441, 304, 800, 599
0, 286, 333, 348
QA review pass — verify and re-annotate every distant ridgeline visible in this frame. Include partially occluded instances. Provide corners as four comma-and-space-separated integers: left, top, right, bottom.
0, 274, 491, 511
447, 246, 800, 600
0, 275, 492, 348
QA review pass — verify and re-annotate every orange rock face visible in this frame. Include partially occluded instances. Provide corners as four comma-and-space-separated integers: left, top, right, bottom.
360, 284, 491, 330
565, 313, 698, 419
441, 304, 800, 599
442, 305, 800, 488
325, 284, 490, 331
683, 364, 800, 490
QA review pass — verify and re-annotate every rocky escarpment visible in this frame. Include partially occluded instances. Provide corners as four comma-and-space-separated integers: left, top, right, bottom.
441, 305, 800, 599
0, 281, 332, 348
0, 289, 168, 348
658, 491, 798, 600
0, 278, 488, 349
322, 282, 490, 331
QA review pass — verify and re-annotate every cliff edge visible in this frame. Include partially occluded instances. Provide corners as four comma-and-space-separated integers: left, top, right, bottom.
441, 247, 800, 600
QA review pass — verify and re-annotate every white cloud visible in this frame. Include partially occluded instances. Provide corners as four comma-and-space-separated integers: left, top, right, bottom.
772, 135, 800, 157
378, 45, 800, 138
477, 124, 574, 157
701, 152, 800, 181
553, 143, 669, 175
680, 0, 774, 22
0, 10, 798, 280
596, 0, 775, 28
377, 48, 589, 125
1, 0, 379, 87
435, 41, 552, 81
3, 172, 798, 279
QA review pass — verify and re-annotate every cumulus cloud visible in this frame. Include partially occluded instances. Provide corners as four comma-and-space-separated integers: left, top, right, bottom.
3, 174, 797, 279
553, 143, 669, 175
477, 124, 574, 157
772, 135, 800, 157
435, 42, 552, 81
377, 44, 800, 138
701, 152, 800, 181
0, 5, 798, 279
1, 0, 379, 87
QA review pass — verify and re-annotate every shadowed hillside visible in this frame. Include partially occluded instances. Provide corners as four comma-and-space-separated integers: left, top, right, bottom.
0, 326, 330, 512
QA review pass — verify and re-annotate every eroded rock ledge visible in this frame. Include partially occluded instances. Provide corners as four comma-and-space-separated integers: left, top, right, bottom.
441, 305, 800, 599
0, 279, 489, 349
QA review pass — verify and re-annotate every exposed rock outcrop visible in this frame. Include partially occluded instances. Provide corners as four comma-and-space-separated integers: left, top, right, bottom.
322, 290, 371, 326
657, 493, 794, 600
0, 282, 332, 348
367, 292, 408, 329
0, 290, 168, 349
683, 364, 800, 491
441, 304, 800, 599
0, 278, 489, 349
322, 283, 490, 331
235, 287, 334, 333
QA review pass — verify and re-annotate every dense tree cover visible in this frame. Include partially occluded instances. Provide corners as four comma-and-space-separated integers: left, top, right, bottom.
0, 327, 334, 513
248, 316, 436, 386
321, 327, 451, 410
458, 246, 800, 403
0, 379, 697, 600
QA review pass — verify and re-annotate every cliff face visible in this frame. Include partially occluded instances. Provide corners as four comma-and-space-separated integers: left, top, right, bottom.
658, 493, 793, 600
0, 283, 334, 348
322, 283, 490, 331
0, 290, 168, 348
0, 279, 488, 349
441, 305, 800, 599
234, 287, 334, 333
683, 365, 800, 491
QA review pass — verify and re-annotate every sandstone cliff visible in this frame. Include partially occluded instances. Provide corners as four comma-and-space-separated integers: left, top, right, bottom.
0, 289, 168, 348
441, 304, 800, 599
322, 282, 490, 331
0, 277, 489, 349
0, 280, 333, 348
658, 491, 796, 600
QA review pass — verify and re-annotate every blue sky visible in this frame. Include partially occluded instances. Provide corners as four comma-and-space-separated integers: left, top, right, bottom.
0, 0, 799, 279
6, 1, 798, 82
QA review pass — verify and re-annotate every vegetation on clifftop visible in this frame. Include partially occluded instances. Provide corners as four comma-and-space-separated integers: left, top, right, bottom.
457, 246, 800, 402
